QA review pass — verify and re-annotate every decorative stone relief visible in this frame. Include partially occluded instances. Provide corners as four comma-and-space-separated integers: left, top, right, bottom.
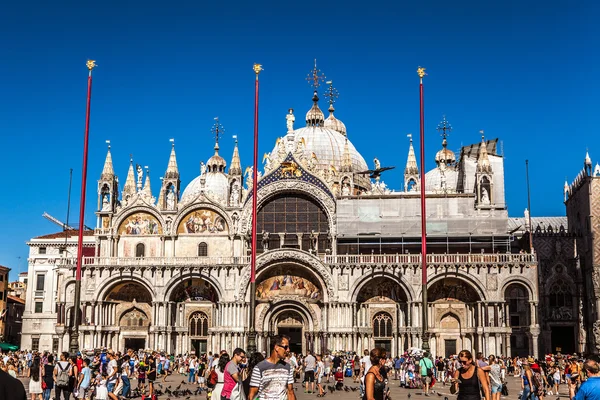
593, 320, 600, 351
339, 274, 349, 291
225, 274, 236, 290
486, 274, 498, 290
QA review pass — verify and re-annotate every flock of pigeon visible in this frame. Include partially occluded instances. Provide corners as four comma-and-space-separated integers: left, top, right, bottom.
132, 380, 453, 399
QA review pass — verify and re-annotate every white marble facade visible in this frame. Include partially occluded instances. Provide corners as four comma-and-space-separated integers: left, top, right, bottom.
23, 86, 540, 358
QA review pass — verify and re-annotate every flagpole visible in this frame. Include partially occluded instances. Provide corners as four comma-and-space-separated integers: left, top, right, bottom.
248, 63, 262, 353
69, 60, 96, 355
418, 66, 430, 353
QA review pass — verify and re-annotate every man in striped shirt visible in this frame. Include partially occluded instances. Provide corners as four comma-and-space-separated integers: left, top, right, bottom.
249, 335, 296, 400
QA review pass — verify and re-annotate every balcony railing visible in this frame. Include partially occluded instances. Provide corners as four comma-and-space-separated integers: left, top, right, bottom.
57, 256, 251, 267
55, 252, 535, 269
323, 253, 536, 267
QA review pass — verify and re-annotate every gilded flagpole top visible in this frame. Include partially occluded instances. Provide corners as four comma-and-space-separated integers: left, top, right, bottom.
87, 60, 97, 71
417, 66, 426, 80
253, 63, 263, 78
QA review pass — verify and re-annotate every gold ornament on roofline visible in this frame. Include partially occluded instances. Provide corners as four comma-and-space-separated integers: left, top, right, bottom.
86, 60, 97, 71
417, 66, 426, 78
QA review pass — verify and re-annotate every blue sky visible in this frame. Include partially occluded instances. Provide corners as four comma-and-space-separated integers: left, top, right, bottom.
0, 1, 597, 277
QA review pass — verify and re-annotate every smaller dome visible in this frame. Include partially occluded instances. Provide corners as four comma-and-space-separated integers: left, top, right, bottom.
435, 138, 455, 165
207, 143, 227, 173
324, 106, 347, 136
306, 91, 325, 127
435, 148, 456, 164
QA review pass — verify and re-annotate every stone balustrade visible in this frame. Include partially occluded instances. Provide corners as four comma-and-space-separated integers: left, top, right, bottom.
55, 252, 535, 269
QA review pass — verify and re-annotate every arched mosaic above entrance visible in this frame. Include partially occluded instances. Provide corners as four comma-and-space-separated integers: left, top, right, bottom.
118, 212, 162, 235
106, 282, 152, 303
428, 278, 480, 303
357, 277, 408, 303
177, 209, 228, 234
256, 265, 323, 303
170, 278, 219, 302
257, 275, 321, 302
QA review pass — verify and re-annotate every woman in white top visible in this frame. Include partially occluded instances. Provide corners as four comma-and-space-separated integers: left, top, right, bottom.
210, 353, 230, 400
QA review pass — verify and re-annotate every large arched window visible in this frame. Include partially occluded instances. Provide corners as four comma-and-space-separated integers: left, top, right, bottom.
135, 243, 145, 258
257, 194, 329, 251
373, 312, 393, 338
505, 283, 530, 327
549, 280, 573, 308
257, 194, 329, 234
189, 311, 209, 337
198, 242, 208, 257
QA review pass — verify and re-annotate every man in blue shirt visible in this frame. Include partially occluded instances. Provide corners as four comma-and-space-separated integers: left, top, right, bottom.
570, 356, 600, 400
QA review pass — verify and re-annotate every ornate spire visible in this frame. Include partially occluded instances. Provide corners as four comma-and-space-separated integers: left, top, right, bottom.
306, 60, 325, 127
405, 134, 419, 175
341, 138, 352, 172
229, 135, 242, 176
476, 130, 492, 173
164, 138, 179, 179
142, 167, 152, 197
100, 140, 115, 180
122, 155, 136, 197
585, 150, 592, 167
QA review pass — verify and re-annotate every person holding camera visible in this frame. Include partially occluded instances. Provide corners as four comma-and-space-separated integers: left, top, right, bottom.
568, 356, 600, 400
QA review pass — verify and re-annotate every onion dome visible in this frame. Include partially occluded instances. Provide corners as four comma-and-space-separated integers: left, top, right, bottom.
434, 116, 455, 166
324, 105, 347, 136
207, 142, 226, 173
306, 91, 325, 127
435, 137, 456, 166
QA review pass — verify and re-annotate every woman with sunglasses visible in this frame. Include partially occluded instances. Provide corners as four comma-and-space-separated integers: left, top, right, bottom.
451, 350, 490, 400
364, 348, 389, 400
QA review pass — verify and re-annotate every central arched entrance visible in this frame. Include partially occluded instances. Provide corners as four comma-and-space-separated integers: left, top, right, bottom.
273, 310, 304, 354
428, 277, 481, 357
354, 276, 410, 355
103, 281, 153, 351
169, 278, 219, 355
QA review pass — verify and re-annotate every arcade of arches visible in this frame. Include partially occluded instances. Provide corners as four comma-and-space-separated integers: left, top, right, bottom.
67, 274, 537, 356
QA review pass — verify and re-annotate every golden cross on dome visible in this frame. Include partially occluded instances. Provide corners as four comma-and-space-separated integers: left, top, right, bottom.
324, 80, 339, 107
436, 115, 452, 140
306, 59, 326, 90
212, 117, 224, 146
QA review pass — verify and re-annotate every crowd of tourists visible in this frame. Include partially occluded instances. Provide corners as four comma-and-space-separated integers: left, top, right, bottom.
2, 343, 600, 400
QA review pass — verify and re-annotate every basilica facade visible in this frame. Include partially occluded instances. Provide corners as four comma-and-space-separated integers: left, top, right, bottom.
23, 74, 546, 358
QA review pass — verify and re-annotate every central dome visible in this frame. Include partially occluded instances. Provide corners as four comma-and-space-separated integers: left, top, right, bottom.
272, 126, 371, 189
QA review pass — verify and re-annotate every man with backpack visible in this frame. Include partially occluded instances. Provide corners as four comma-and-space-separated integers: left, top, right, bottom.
54, 352, 73, 400
420, 352, 434, 396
